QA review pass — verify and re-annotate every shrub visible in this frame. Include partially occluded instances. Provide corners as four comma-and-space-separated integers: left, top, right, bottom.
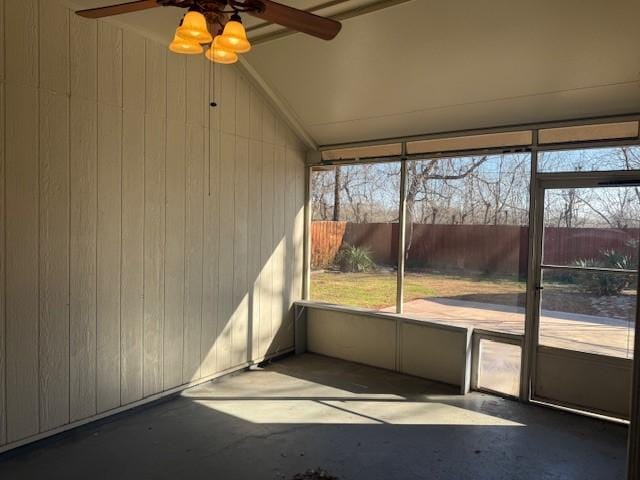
573, 249, 635, 296
335, 244, 376, 273
601, 249, 636, 271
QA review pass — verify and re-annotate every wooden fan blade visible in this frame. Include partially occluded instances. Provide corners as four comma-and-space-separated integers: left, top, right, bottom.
249, 0, 342, 40
75, 0, 160, 19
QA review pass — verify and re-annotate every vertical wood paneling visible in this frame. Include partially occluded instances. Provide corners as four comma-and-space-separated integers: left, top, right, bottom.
0, 0, 5, 82
163, 118, 185, 389
216, 133, 235, 371
69, 11, 98, 422
236, 74, 250, 138
98, 22, 123, 107
248, 140, 262, 361
220, 66, 236, 134
163, 53, 186, 390
39, 0, 68, 95
282, 149, 297, 349
249, 87, 263, 141
69, 95, 97, 422
258, 143, 274, 358
70, 15, 97, 100
0, 81, 6, 445
96, 103, 122, 413
274, 119, 287, 147
209, 63, 221, 133
232, 137, 249, 366
263, 106, 276, 144
183, 125, 204, 382
5, 0, 38, 86
5, 84, 39, 442
96, 20, 123, 414
143, 114, 166, 396
39, 90, 70, 431
121, 109, 145, 405
122, 31, 145, 113
186, 56, 204, 127
120, 30, 145, 405
143, 39, 167, 396
0, 3, 307, 447
293, 152, 305, 308
166, 54, 186, 124
270, 146, 286, 354
145, 41, 166, 118
201, 128, 220, 377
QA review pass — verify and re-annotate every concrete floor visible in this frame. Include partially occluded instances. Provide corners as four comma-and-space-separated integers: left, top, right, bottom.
0, 354, 628, 480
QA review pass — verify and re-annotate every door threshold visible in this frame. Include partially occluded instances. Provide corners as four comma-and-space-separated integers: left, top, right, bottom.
530, 397, 629, 425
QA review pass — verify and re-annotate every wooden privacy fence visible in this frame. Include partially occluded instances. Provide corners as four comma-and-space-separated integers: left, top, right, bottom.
312, 221, 639, 276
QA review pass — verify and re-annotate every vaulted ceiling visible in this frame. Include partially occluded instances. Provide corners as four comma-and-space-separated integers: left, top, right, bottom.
70, 0, 640, 148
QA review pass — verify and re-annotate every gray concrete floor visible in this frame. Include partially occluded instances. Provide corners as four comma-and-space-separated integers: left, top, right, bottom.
0, 354, 628, 479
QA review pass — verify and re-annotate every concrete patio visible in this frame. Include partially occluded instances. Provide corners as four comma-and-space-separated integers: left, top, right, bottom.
390, 298, 635, 358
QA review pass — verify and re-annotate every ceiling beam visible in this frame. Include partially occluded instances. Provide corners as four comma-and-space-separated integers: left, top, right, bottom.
248, 0, 414, 45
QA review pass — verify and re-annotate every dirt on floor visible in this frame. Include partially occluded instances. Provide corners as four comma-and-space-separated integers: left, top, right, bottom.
291, 469, 338, 480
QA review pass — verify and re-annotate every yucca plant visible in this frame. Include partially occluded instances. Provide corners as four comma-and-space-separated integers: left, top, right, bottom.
335, 244, 376, 273
573, 249, 635, 296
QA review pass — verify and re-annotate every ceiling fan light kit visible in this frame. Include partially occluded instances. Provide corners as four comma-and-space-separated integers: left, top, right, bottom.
75, 0, 342, 65
176, 10, 213, 44
172, 9, 244, 64
217, 13, 251, 53
169, 32, 205, 54
205, 36, 239, 64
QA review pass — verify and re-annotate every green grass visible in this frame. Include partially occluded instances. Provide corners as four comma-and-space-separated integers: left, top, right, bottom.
310, 271, 525, 310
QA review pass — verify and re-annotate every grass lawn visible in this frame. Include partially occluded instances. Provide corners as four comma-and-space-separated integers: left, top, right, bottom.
310, 271, 526, 310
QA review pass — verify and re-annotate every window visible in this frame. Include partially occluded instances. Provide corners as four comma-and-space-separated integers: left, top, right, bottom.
310, 162, 400, 310
476, 338, 522, 397
538, 146, 640, 173
401, 154, 531, 334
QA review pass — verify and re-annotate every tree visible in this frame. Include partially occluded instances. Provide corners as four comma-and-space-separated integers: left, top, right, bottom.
404, 156, 489, 257
332, 166, 342, 221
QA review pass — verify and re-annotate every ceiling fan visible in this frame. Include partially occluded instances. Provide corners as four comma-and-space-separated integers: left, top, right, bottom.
76, 0, 342, 64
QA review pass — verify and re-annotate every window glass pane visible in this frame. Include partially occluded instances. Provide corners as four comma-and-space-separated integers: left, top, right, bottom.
539, 186, 639, 359
310, 162, 400, 310
401, 154, 531, 334
543, 187, 640, 269
538, 146, 640, 172
539, 269, 636, 358
477, 339, 521, 397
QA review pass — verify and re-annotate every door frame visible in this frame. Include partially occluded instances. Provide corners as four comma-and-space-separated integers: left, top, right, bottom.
522, 166, 640, 410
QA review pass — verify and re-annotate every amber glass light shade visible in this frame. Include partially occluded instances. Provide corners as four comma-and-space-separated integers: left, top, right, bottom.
169, 32, 203, 54
218, 16, 251, 53
176, 11, 213, 44
205, 36, 238, 64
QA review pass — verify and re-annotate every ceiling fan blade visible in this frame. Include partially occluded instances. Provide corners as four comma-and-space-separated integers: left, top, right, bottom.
249, 0, 342, 40
75, 0, 160, 19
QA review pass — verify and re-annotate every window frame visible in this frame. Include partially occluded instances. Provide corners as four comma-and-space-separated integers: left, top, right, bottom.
303, 114, 640, 408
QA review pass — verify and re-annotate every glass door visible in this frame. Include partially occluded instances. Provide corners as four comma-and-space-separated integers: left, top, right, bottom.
531, 184, 639, 418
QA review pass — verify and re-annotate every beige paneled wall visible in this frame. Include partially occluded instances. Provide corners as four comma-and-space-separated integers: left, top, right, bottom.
0, 0, 306, 450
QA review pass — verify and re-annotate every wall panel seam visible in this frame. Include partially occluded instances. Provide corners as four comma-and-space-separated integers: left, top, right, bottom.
1, 59, 6, 447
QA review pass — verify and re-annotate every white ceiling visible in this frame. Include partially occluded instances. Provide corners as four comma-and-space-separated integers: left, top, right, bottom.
70, 0, 640, 147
